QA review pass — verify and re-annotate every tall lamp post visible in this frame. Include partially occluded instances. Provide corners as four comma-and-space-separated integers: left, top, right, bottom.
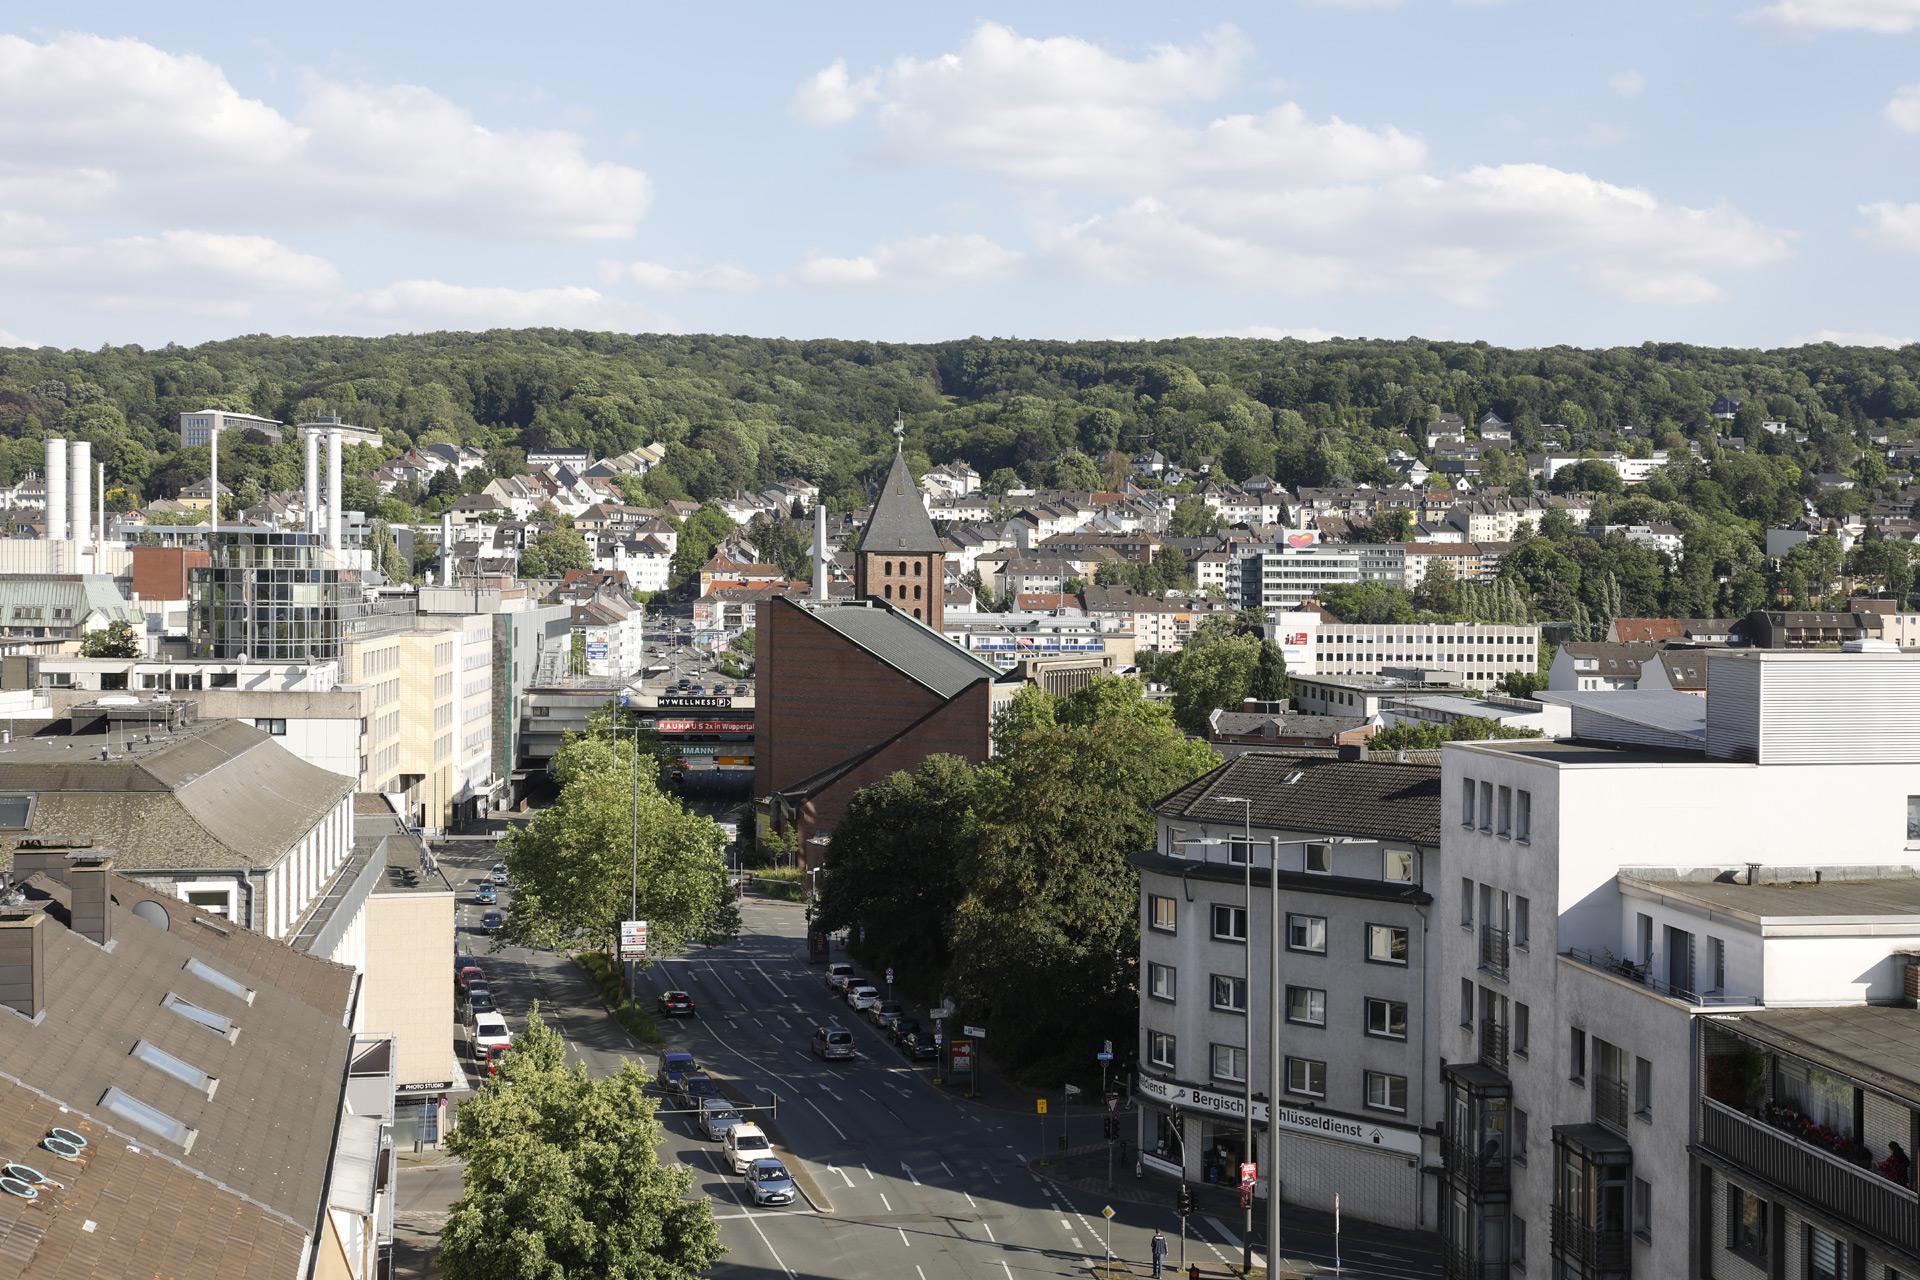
1210, 794, 1256, 1275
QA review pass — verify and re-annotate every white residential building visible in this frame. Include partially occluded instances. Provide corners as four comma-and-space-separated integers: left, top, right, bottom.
1235, 542, 1407, 611
1269, 612, 1540, 690
179, 409, 284, 447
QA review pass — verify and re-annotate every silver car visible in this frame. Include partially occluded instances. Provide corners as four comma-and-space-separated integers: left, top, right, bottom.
748, 1157, 797, 1206
699, 1097, 744, 1141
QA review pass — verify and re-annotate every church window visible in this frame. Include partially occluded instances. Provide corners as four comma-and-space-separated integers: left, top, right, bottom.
914, 585, 922, 600
884, 560, 894, 576
883, 584, 893, 599
914, 561, 923, 577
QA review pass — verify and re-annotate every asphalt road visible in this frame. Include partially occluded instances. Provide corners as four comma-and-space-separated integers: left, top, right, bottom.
431, 838, 1441, 1279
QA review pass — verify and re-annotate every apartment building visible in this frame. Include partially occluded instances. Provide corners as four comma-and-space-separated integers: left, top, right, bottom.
1435, 650, 1920, 1280
1236, 542, 1407, 611
1270, 611, 1540, 690
345, 607, 495, 833
1132, 753, 1443, 1230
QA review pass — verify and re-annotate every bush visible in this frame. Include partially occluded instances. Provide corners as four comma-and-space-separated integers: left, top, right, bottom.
745, 866, 805, 901
571, 952, 664, 1044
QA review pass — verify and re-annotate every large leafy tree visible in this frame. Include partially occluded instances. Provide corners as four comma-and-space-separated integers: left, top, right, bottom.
520, 527, 592, 579
80, 619, 141, 658
503, 732, 736, 956
1163, 618, 1265, 736
442, 1007, 722, 1280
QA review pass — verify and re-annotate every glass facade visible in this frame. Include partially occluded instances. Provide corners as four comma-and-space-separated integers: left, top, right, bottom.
189, 530, 364, 661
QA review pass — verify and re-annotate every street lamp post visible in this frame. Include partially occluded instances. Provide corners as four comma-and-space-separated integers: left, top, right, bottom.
1210, 794, 1256, 1276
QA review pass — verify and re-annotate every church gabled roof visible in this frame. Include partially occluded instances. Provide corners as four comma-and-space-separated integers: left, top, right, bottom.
863, 449, 946, 555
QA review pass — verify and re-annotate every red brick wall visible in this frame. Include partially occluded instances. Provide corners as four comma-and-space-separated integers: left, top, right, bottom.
131, 546, 209, 601
793, 681, 991, 851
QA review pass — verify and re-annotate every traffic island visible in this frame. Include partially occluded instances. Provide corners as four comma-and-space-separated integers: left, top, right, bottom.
572, 951, 664, 1046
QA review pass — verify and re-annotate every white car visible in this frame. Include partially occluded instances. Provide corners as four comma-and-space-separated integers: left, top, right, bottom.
845, 983, 879, 1011
824, 963, 853, 992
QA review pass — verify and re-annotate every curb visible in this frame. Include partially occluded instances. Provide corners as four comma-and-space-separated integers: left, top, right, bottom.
711, 1078, 832, 1214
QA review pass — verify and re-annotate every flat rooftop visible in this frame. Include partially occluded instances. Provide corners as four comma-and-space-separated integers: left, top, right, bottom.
1726, 1006, 1920, 1100
1454, 737, 1703, 766
1622, 871, 1920, 921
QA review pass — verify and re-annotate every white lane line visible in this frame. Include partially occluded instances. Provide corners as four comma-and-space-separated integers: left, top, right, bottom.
1000, 1264, 1013, 1280
915, 1268, 927, 1280
703, 961, 739, 1002
862, 1164, 874, 1180
939, 1159, 955, 1178
1059, 1219, 1072, 1232
860, 1088, 879, 1101
983, 1222, 996, 1243
772, 1014, 791, 1029
898, 1228, 911, 1248
805, 1098, 847, 1141
715, 1160, 795, 1277
963, 1191, 977, 1209
901, 1162, 920, 1186
880, 1193, 893, 1212
754, 960, 795, 998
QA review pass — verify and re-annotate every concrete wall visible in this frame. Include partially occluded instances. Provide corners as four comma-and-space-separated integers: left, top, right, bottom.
361, 889, 461, 1090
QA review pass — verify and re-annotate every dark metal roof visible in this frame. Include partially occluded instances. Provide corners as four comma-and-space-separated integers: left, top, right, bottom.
1129, 849, 1433, 905
1721, 1006, 1920, 1102
862, 450, 945, 554
1155, 751, 1442, 844
802, 600, 998, 699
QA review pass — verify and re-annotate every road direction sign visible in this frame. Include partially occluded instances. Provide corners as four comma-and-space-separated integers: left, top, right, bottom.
1103, 1039, 1113, 1055
1096, 1050, 1113, 1062
964, 1024, 987, 1038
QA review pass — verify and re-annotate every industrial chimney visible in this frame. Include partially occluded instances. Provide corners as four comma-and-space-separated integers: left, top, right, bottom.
440, 512, 454, 585
812, 503, 829, 602
69, 440, 92, 554
326, 428, 343, 552
43, 439, 66, 543
304, 428, 320, 536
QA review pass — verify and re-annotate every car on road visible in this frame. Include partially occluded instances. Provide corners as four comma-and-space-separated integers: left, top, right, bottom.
480, 909, 504, 934
677, 678, 691, 690
657, 989, 696, 1016
680, 1072, 721, 1107
889, 1015, 922, 1047
746, 1157, 796, 1207
810, 1026, 854, 1060
489, 863, 509, 886
824, 963, 853, 992
699, 1097, 744, 1141
471, 1012, 512, 1072
456, 963, 485, 993
868, 999, 904, 1031
473, 882, 497, 905
465, 987, 497, 1017
661, 1052, 696, 1092
734, 683, 750, 696
901, 1028, 941, 1061
724, 1123, 773, 1174
845, 983, 879, 1011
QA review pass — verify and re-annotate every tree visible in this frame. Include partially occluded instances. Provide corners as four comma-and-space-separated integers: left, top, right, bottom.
1550, 459, 1624, 495
1164, 625, 1264, 735
1412, 561, 1462, 616
1169, 497, 1223, 537
80, 619, 141, 658
441, 1007, 722, 1280
1250, 637, 1290, 702
1319, 581, 1417, 624
1370, 716, 1542, 750
369, 519, 408, 582
520, 527, 592, 579
503, 731, 735, 957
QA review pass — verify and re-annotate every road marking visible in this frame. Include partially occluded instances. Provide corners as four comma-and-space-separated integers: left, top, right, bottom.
860, 1088, 878, 1101
983, 1223, 995, 1242
916, 1269, 927, 1280
898, 1228, 911, 1248
963, 1191, 976, 1208
703, 961, 739, 1002
829, 1164, 854, 1189
804, 1098, 847, 1140
1000, 1264, 1013, 1280
862, 1164, 873, 1180
901, 1162, 919, 1185
1060, 1219, 1072, 1231
772, 1014, 791, 1028
715, 1156, 795, 1278
939, 1159, 955, 1178
880, 1193, 892, 1212
753, 960, 794, 998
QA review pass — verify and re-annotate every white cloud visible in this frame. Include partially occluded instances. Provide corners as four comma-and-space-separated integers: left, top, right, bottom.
794, 233, 1022, 286
1751, 0, 1920, 31
349, 281, 670, 332
0, 33, 651, 238
0, 329, 37, 348
0, 229, 342, 314
1792, 329, 1917, 348
798, 22, 1423, 185
1861, 201, 1920, 251
599, 259, 760, 291
1608, 70, 1647, 98
1191, 325, 1349, 341
1887, 85, 1920, 132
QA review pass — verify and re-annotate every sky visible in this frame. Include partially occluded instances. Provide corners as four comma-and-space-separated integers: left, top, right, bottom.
2, 1, 1919, 352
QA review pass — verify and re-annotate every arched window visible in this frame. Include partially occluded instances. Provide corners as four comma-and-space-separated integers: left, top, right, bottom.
884, 560, 894, 577
913, 585, 922, 600
883, 584, 893, 599
913, 561, 923, 577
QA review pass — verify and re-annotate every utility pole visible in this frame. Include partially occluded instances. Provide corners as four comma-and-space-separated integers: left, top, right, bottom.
1268, 834, 1285, 1269
1212, 795, 1256, 1275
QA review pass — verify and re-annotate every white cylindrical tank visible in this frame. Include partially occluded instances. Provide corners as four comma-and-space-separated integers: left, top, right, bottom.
69, 440, 92, 551
326, 428, 343, 551
440, 512, 454, 584
44, 438, 67, 542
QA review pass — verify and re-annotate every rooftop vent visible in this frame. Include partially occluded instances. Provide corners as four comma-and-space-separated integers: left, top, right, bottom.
40, 1128, 86, 1162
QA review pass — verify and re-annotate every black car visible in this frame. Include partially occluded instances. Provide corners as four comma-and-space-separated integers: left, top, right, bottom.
903, 1029, 940, 1061
466, 988, 497, 1016
890, 1016, 922, 1048
681, 1073, 722, 1106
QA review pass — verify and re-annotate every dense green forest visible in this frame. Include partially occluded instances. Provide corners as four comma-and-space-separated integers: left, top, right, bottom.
2, 329, 1917, 617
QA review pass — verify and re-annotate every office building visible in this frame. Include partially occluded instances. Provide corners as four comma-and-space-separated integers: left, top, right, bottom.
1236, 542, 1405, 611
1270, 610, 1540, 690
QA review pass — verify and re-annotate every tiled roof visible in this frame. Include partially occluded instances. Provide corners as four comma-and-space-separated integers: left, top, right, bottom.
1156, 750, 1442, 844
863, 451, 945, 555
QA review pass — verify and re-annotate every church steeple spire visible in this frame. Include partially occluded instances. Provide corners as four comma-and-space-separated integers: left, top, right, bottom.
855, 417, 947, 629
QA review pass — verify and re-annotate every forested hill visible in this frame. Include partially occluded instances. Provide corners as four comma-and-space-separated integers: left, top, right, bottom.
1, 330, 1917, 511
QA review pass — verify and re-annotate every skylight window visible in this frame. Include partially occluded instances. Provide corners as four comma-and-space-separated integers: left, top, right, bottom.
99, 1086, 195, 1150
130, 1040, 216, 1097
183, 957, 255, 1005
162, 992, 236, 1039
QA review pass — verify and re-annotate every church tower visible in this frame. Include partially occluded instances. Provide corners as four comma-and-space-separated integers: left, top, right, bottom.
855, 421, 947, 631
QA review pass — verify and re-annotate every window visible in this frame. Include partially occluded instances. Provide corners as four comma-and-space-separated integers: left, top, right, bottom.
1727, 1187, 1769, 1265
1286, 986, 1326, 1027
1211, 974, 1247, 1013
252, 718, 287, 736
183, 957, 254, 1004
1148, 895, 1177, 934
1364, 1071, 1408, 1113
99, 1086, 195, 1150
1632, 1176, 1652, 1240
1909, 795, 1920, 843
1227, 836, 1253, 866
1708, 936, 1725, 994
1365, 997, 1408, 1040
1148, 1031, 1177, 1069
0, 794, 32, 828
1514, 895, 1530, 950
1512, 1216, 1527, 1270
1514, 1107, 1529, 1164
1461, 778, 1476, 828
1635, 1056, 1653, 1120
1498, 786, 1512, 837
1636, 913, 1653, 964
1460, 877, 1474, 928
1383, 848, 1415, 883
1304, 843, 1333, 875
131, 1040, 215, 1096
1570, 1028, 1587, 1083
1211, 903, 1247, 942
1286, 913, 1326, 954
162, 992, 236, 1038
1460, 978, 1474, 1027
1479, 781, 1493, 832
1148, 963, 1177, 1002
1515, 789, 1531, 842
1285, 1057, 1326, 1098
1513, 1002, 1531, 1057
1365, 923, 1408, 965
1807, 1226, 1848, 1280
1211, 1044, 1247, 1083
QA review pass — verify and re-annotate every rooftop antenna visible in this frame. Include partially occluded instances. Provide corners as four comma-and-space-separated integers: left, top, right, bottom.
893, 415, 906, 453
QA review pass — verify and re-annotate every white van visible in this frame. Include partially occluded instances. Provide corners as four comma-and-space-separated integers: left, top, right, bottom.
471, 1012, 512, 1076
725, 1122, 773, 1174
824, 963, 853, 992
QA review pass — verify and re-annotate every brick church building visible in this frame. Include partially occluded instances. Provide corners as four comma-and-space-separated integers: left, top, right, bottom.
754, 442, 996, 856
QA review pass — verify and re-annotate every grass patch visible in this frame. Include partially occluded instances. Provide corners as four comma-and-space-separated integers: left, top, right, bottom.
743, 866, 805, 901
571, 951, 665, 1046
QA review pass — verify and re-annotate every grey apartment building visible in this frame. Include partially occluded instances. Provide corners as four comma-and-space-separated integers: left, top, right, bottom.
1131, 750, 1443, 1230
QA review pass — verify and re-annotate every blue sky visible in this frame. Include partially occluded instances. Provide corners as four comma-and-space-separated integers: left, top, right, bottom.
3, 1, 1918, 351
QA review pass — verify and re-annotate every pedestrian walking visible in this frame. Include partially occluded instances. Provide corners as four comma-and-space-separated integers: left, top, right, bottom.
1151, 1229, 1168, 1278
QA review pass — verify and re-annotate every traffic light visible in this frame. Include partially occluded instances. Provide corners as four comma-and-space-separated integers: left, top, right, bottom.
1103, 1117, 1118, 1141
1176, 1184, 1194, 1217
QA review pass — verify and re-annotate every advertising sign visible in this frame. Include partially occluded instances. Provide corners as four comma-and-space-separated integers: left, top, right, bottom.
1134, 1075, 1420, 1156
586, 641, 609, 660
619, 919, 648, 960
949, 1039, 974, 1076
1284, 529, 1320, 549
657, 719, 753, 733
657, 695, 735, 709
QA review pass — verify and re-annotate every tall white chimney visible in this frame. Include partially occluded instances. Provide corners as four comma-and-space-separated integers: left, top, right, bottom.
304, 428, 320, 536
208, 424, 220, 535
97, 461, 106, 546
326, 428, 343, 551
440, 512, 454, 584
69, 440, 91, 553
812, 503, 829, 602
43, 439, 66, 542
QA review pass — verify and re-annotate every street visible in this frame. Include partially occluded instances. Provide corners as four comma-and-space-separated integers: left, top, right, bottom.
412, 838, 1444, 1280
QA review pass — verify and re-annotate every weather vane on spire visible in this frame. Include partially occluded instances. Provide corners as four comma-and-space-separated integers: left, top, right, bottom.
893, 414, 906, 450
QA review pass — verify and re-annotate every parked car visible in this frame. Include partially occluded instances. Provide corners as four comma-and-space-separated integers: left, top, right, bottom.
465, 987, 497, 1017
471, 1012, 511, 1071
474, 882, 497, 905
747, 1157, 797, 1206
734, 683, 750, 696
845, 984, 879, 1012
699, 1097, 744, 1141
902, 1028, 940, 1062
868, 1000, 904, 1031
810, 1026, 854, 1060
680, 1072, 721, 1107
480, 909, 504, 934
661, 1052, 696, 1092
456, 963, 485, 993
489, 864, 510, 886
824, 963, 853, 992
890, 1015, 922, 1047
657, 989, 697, 1016
724, 1123, 773, 1174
